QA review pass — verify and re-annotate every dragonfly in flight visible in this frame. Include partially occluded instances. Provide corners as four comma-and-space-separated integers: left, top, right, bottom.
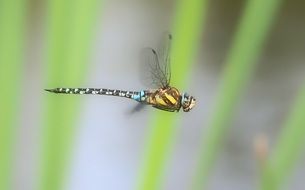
45, 34, 196, 112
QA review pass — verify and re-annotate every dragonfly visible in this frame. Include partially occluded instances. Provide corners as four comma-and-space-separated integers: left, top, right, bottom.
45, 34, 196, 112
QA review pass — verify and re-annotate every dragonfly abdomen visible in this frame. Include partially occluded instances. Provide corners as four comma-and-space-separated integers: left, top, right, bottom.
45, 87, 144, 100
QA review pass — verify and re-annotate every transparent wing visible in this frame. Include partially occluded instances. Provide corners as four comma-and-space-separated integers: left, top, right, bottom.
140, 48, 168, 88
140, 33, 172, 88
157, 32, 172, 86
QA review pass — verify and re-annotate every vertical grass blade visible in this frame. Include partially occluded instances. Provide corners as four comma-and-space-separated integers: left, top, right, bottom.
137, 0, 208, 190
261, 81, 305, 190
192, 0, 283, 189
40, 0, 99, 190
0, 0, 26, 189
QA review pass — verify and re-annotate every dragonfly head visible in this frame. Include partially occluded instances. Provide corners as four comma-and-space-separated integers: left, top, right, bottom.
181, 93, 196, 112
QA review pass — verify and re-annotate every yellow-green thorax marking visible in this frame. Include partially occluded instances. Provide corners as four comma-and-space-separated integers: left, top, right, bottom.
142, 86, 196, 112
144, 87, 181, 112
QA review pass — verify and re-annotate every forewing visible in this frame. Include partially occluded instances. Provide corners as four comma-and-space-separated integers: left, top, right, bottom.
140, 47, 168, 88
157, 33, 172, 86
140, 33, 172, 88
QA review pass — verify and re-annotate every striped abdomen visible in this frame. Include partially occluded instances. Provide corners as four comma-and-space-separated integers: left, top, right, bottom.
45, 87, 143, 100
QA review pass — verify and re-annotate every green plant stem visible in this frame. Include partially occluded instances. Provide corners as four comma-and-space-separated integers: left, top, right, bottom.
0, 1, 26, 189
261, 80, 305, 190
192, 0, 283, 189
40, 0, 99, 190
137, 0, 208, 190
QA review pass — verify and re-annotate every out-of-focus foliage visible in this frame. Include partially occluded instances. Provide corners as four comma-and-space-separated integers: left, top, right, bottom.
0, 0, 26, 190
262, 81, 305, 190
40, 0, 99, 190
137, 0, 208, 190
193, 0, 283, 189
1, 0, 305, 190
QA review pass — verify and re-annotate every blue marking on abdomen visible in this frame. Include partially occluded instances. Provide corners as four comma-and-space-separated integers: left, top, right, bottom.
132, 90, 145, 102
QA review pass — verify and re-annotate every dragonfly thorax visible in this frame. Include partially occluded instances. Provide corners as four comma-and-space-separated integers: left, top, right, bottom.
143, 87, 195, 112
181, 93, 196, 112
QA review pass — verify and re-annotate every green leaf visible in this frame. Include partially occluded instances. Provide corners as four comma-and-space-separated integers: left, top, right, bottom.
39, 0, 100, 189
137, 0, 208, 190
0, 1, 26, 189
192, 0, 283, 189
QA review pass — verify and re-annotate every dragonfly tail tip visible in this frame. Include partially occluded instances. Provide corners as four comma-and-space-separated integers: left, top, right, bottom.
45, 89, 54, 93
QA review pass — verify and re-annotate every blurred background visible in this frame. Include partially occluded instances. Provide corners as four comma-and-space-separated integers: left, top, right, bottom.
1, 0, 305, 190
